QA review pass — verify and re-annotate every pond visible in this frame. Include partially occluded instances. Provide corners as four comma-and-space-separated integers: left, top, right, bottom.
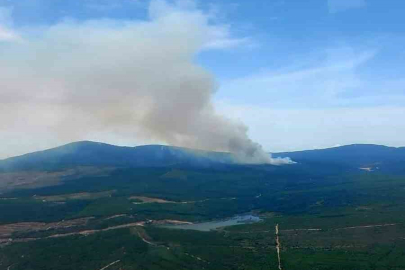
158, 214, 262, 231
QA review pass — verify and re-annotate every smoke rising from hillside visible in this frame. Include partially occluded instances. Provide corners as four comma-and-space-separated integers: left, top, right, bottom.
0, 0, 293, 164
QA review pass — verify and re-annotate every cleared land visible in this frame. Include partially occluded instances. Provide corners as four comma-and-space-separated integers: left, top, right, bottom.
129, 196, 175, 204
34, 190, 115, 202
0, 167, 115, 193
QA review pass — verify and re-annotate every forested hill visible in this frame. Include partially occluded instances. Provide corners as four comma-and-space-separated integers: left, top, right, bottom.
0, 141, 234, 171
2, 142, 405, 174
274, 144, 405, 173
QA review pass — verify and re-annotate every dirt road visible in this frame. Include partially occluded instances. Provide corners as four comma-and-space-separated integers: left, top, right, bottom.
98, 260, 120, 270
275, 224, 282, 270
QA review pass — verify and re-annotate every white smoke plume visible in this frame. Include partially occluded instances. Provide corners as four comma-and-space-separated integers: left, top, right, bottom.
0, 0, 293, 165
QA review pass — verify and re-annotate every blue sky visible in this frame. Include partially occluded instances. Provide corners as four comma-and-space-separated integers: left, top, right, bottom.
0, 0, 404, 157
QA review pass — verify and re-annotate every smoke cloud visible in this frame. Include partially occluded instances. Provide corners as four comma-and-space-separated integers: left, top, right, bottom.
0, 0, 293, 165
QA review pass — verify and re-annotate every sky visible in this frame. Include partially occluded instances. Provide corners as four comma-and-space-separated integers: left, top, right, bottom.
0, 0, 404, 158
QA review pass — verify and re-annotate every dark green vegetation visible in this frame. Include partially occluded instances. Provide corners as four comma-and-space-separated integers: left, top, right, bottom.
1, 142, 405, 269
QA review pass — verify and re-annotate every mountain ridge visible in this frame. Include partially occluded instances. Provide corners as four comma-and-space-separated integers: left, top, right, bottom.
273, 144, 405, 173
0, 141, 235, 171
1, 141, 405, 172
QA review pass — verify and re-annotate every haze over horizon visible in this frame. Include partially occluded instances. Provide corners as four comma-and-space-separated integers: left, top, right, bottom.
1, 0, 404, 159
1, 140, 405, 162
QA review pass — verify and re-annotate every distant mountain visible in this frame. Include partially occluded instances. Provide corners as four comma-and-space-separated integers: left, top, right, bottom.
0, 141, 234, 171
1, 142, 404, 174
274, 144, 405, 173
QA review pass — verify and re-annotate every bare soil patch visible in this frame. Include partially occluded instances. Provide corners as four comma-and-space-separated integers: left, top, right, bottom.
129, 196, 175, 204
0, 217, 93, 239
34, 190, 115, 202
0, 167, 115, 193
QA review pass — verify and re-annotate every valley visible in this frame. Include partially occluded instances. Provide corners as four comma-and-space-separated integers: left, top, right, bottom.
1, 142, 405, 269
